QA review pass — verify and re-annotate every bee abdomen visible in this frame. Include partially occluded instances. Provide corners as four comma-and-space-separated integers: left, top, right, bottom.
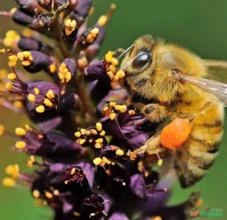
175, 134, 221, 188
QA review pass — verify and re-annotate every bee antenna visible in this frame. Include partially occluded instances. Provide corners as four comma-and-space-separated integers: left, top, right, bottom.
117, 45, 134, 59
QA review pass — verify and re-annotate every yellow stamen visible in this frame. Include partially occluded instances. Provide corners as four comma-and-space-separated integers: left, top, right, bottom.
96, 122, 102, 131
97, 15, 108, 27
157, 159, 163, 166
17, 51, 33, 66
27, 93, 36, 102
15, 127, 26, 136
7, 72, 17, 80
0, 69, 8, 80
116, 149, 124, 156
8, 55, 18, 67
93, 157, 102, 166
49, 63, 57, 74
27, 156, 35, 167
46, 89, 55, 99
2, 177, 16, 187
13, 101, 23, 109
32, 189, 40, 198
33, 88, 40, 95
3, 30, 20, 48
99, 130, 106, 136
0, 124, 5, 136
44, 98, 54, 108
15, 141, 26, 149
5, 164, 20, 179
45, 191, 53, 199
109, 112, 117, 120
5, 81, 13, 90
74, 131, 81, 138
64, 18, 77, 36
35, 105, 45, 113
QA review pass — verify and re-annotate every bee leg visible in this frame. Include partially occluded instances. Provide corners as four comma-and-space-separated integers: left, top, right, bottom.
128, 134, 162, 160
142, 103, 168, 123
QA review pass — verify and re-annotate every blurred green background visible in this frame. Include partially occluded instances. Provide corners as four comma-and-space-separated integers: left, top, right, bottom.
0, 0, 227, 219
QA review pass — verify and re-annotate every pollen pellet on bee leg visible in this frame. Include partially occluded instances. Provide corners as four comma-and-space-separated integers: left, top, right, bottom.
160, 118, 192, 149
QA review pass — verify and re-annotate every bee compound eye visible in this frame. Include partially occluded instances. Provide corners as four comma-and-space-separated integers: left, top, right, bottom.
133, 50, 151, 68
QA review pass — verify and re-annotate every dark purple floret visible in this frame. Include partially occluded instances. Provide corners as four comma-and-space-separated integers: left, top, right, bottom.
18, 36, 53, 54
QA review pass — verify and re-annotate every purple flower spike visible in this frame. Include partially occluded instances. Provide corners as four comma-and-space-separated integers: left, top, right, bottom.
1, 1, 204, 220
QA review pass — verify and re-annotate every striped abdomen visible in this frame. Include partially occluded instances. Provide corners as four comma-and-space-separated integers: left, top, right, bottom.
174, 99, 224, 188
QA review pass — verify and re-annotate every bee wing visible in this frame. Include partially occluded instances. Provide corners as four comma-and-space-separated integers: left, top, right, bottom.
204, 59, 227, 83
179, 74, 227, 105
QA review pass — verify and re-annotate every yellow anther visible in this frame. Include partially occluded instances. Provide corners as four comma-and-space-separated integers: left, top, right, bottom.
8, 55, 18, 67
110, 3, 117, 10
94, 143, 102, 149
90, 27, 99, 36
110, 57, 118, 66
35, 105, 45, 113
109, 101, 116, 107
93, 157, 102, 166
78, 138, 86, 145
15, 127, 26, 136
7, 72, 17, 80
44, 98, 54, 108
0, 69, 8, 80
97, 15, 108, 27
116, 149, 124, 156
46, 89, 55, 99
5, 81, 13, 90
49, 63, 57, 74
80, 129, 86, 135
33, 87, 40, 95
157, 159, 163, 166
109, 112, 117, 120
105, 51, 114, 63
27, 93, 36, 102
3, 30, 20, 48
15, 141, 26, 149
2, 177, 16, 187
64, 18, 77, 36
10, 7, 17, 14
99, 130, 106, 136
5, 164, 20, 178
0, 49, 6, 53
45, 191, 53, 199
32, 189, 40, 198
96, 138, 103, 143
27, 155, 35, 167
58, 63, 72, 83
25, 124, 32, 131
96, 122, 102, 131
0, 124, 5, 136
102, 156, 111, 165
13, 101, 23, 109
115, 104, 127, 113
115, 70, 125, 79
17, 51, 33, 66
74, 131, 81, 138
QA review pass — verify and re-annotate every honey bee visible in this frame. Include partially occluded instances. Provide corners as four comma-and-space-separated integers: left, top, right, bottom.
120, 35, 227, 188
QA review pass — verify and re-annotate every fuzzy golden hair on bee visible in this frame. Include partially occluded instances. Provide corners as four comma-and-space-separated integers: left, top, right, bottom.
121, 35, 227, 188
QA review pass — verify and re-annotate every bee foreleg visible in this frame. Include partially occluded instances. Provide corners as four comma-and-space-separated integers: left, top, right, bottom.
142, 103, 169, 123
128, 134, 163, 160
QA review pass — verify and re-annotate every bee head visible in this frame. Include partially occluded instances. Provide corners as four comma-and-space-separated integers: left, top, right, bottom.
120, 35, 180, 103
